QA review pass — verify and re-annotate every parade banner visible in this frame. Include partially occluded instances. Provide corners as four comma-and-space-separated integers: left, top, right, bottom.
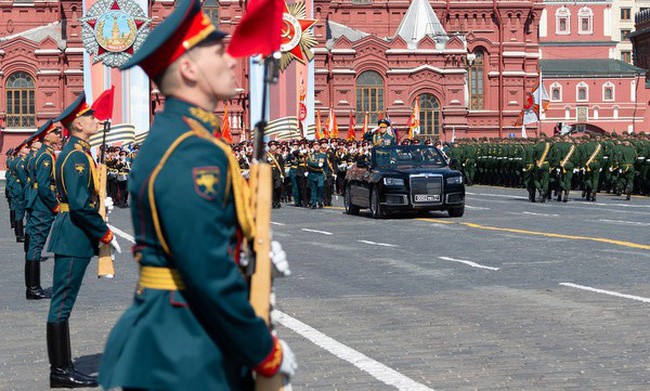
89, 123, 136, 147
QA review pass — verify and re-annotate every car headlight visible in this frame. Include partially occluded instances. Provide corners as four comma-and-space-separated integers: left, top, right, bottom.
383, 177, 404, 186
446, 175, 463, 185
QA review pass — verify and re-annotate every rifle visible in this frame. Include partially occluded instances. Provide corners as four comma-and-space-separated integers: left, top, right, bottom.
248, 53, 285, 391
97, 120, 115, 278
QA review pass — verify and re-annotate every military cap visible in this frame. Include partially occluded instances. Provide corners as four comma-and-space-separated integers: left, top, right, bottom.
268, 140, 279, 147
120, 0, 227, 78
378, 118, 391, 127
319, 138, 329, 145
33, 119, 59, 141
55, 92, 94, 132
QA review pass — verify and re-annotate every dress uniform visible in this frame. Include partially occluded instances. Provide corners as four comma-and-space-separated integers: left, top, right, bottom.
99, 0, 295, 389
532, 135, 552, 202
46, 92, 118, 388
579, 134, 603, 201
307, 139, 328, 208
24, 120, 61, 300
266, 140, 284, 208
12, 142, 31, 242
373, 119, 396, 146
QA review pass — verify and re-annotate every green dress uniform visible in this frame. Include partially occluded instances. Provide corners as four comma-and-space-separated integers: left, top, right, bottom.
463, 142, 477, 185
579, 139, 603, 201
24, 121, 60, 300
12, 153, 29, 241
613, 141, 637, 198
307, 148, 327, 208
100, 1, 284, 387
532, 138, 552, 202
46, 93, 114, 389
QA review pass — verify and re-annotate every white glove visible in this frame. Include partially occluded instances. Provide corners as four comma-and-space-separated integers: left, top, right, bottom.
318, 162, 323, 168
556, 168, 561, 174
104, 196, 114, 215
304, 172, 309, 177
618, 169, 623, 174
279, 339, 298, 378
108, 236, 122, 253
599, 168, 603, 172
270, 240, 290, 277
573, 168, 579, 174
609, 167, 614, 172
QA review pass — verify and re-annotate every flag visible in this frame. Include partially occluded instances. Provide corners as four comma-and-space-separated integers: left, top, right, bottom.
315, 109, 322, 140
377, 110, 383, 121
326, 108, 338, 138
226, 0, 283, 57
406, 97, 420, 139
220, 104, 233, 143
346, 110, 356, 141
361, 112, 369, 135
515, 72, 550, 127
91, 85, 115, 121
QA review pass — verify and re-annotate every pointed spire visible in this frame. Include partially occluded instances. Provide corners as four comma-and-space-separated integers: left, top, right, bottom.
394, 0, 447, 48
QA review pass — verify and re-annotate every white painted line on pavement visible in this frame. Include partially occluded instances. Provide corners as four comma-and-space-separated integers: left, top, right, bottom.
590, 202, 650, 209
438, 256, 500, 271
466, 192, 528, 200
520, 211, 560, 217
270, 222, 286, 226
273, 310, 435, 391
301, 228, 333, 235
108, 223, 134, 243
465, 205, 491, 210
559, 283, 650, 304
596, 219, 650, 227
357, 240, 399, 247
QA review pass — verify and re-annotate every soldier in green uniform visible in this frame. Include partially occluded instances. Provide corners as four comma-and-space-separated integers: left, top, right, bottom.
549, 134, 577, 202
98, 0, 296, 389
5, 149, 15, 229
373, 119, 396, 146
522, 138, 537, 201
532, 134, 552, 202
45, 92, 121, 388
23, 136, 41, 254
12, 141, 31, 242
307, 138, 328, 208
266, 140, 284, 208
24, 120, 62, 300
579, 134, 603, 202
614, 138, 638, 200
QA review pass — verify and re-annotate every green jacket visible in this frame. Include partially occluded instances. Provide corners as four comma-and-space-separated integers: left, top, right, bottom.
47, 136, 110, 258
99, 97, 275, 390
32, 144, 58, 213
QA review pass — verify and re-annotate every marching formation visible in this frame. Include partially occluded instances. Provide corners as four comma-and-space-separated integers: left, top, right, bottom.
448, 132, 650, 202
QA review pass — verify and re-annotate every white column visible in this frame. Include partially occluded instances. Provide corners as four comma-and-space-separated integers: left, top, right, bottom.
128, 0, 151, 134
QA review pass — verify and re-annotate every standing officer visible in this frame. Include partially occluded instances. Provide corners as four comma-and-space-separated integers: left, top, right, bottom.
307, 139, 328, 208
12, 141, 31, 242
373, 119, 395, 146
46, 92, 121, 388
24, 120, 61, 300
266, 140, 284, 208
99, 0, 296, 389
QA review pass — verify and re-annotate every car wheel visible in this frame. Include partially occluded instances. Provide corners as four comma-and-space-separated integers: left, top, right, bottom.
344, 184, 360, 215
448, 204, 465, 218
370, 187, 384, 219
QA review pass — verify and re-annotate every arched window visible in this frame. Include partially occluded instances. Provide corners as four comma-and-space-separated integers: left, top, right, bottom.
203, 0, 219, 26
418, 93, 440, 137
555, 6, 571, 35
6, 72, 36, 128
356, 70, 384, 124
468, 50, 484, 110
578, 7, 593, 35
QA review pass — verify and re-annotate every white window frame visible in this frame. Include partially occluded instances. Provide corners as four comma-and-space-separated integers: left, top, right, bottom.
578, 7, 593, 35
613, 106, 619, 119
602, 82, 615, 102
576, 82, 589, 102
593, 106, 599, 119
550, 82, 562, 102
564, 106, 571, 120
556, 6, 571, 35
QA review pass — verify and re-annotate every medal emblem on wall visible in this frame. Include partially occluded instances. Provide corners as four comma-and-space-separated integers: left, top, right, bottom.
279, 1, 317, 71
80, 0, 150, 67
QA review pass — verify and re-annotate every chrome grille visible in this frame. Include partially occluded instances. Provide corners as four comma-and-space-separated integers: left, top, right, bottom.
410, 174, 443, 204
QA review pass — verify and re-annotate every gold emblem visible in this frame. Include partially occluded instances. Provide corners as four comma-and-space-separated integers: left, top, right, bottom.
189, 107, 220, 129
75, 163, 86, 174
43, 161, 50, 167
279, 1, 318, 71
193, 166, 220, 200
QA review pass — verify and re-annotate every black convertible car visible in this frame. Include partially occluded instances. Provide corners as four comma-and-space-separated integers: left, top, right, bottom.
343, 145, 465, 218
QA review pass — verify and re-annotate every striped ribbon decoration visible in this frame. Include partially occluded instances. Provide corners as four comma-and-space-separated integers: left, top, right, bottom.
134, 131, 148, 144
305, 124, 317, 139
89, 123, 136, 148
265, 116, 300, 139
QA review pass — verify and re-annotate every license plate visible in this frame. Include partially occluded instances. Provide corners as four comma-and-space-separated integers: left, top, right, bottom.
415, 194, 440, 202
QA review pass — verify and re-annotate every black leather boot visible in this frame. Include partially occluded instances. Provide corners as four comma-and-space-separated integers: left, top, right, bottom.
47, 322, 98, 388
24, 233, 30, 253
25, 261, 51, 300
15, 219, 25, 242
10, 210, 15, 229
563, 191, 569, 203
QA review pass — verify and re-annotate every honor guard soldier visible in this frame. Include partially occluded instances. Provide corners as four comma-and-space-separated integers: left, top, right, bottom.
307, 139, 328, 208
46, 92, 121, 388
98, 0, 296, 389
24, 120, 62, 300
12, 141, 31, 242
267, 139, 284, 208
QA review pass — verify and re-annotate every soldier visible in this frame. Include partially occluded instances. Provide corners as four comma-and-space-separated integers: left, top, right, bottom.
373, 119, 396, 146
45, 92, 121, 388
285, 142, 302, 206
115, 149, 131, 207
549, 134, 577, 202
12, 141, 31, 242
24, 120, 62, 300
266, 140, 284, 208
614, 138, 637, 200
579, 134, 603, 202
532, 133, 552, 202
307, 138, 328, 208
98, 0, 297, 389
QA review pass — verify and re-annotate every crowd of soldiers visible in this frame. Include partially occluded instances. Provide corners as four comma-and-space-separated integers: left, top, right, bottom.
447, 132, 650, 202
103, 146, 137, 208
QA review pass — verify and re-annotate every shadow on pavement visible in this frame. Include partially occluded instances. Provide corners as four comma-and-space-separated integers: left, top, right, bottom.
74, 352, 103, 375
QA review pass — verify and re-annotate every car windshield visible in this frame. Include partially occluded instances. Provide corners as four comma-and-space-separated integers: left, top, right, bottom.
372, 145, 447, 169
